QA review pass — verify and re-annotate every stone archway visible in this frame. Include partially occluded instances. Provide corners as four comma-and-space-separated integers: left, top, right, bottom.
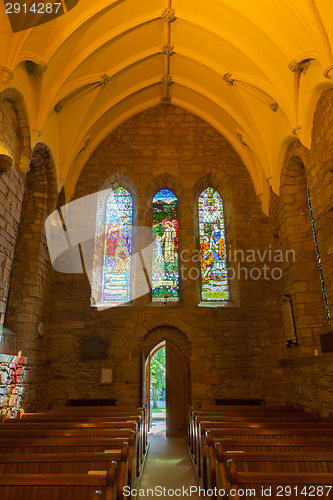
143, 326, 190, 436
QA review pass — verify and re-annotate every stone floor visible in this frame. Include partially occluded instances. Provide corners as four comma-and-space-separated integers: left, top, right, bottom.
138, 435, 202, 498
149, 417, 167, 435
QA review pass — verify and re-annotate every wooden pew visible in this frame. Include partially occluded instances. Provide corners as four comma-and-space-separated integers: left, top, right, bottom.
188, 405, 333, 495
0, 427, 139, 473
18, 405, 148, 456
0, 424, 142, 471
189, 404, 301, 438
0, 449, 128, 499
198, 426, 333, 487
188, 407, 317, 458
213, 440, 333, 499
188, 407, 332, 454
0, 436, 138, 488
191, 415, 331, 466
215, 451, 333, 499
2, 419, 144, 467
0, 404, 148, 499
0, 424, 138, 438
226, 461, 333, 500
0, 417, 144, 465
0, 467, 118, 500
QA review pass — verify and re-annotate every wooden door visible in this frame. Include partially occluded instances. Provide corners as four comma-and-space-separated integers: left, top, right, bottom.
166, 340, 189, 436
144, 353, 151, 430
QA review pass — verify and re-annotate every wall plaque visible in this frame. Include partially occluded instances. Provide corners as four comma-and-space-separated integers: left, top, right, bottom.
280, 295, 298, 346
81, 336, 108, 360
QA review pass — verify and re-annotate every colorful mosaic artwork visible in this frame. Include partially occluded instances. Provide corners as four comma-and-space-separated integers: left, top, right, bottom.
102, 188, 133, 304
152, 189, 179, 302
198, 187, 229, 301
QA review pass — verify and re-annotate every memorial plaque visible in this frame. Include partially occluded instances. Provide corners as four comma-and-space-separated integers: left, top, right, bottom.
81, 336, 108, 360
320, 329, 333, 353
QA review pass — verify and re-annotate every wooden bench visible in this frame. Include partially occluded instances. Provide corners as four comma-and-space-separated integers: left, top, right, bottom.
19, 404, 147, 433
201, 428, 333, 490
190, 415, 331, 465
18, 405, 148, 456
0, 436, 138, 488
215, 451, 333, 499
188, 407, 315, 457
0, 468, 118, 500
0, 449, 128, 499
212, 440, 333, 499
0, 405, 149, 499
2, 418, 144, 464
0, 423, 142, 472
188, 407, 328, 472
226, 462, 333, 500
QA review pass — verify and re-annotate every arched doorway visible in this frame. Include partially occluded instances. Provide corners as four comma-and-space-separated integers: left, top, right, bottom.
143, 328, 190, 437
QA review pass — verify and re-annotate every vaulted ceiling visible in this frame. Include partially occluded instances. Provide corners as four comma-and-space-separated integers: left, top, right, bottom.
1, 0, 333, 211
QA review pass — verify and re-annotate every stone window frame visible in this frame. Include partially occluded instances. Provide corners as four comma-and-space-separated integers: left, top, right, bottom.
193, 177, 239, 308
90, 174, 138, 307
144, 174, 183, 306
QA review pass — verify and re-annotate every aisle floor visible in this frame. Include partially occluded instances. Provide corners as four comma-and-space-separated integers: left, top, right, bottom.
138, 436, 202, 498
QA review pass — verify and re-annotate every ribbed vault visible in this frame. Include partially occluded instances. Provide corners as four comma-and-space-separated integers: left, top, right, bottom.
1, 0, 333, 211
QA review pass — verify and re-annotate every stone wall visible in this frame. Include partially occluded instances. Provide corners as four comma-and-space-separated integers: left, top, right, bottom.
5, 144, 57, 360
0, 353, 46, 416
46, 104, 285, 409
270, 149, 326, 356
2, 144, 57, 411
270, 89, 333, 414
279, 354, 333, 416
0, 94, 56, 413
308, 89, 333, 317
0, 98, 25, 346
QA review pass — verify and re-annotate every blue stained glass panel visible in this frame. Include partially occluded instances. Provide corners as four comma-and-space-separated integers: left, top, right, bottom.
102, 188, 133, 304
199, 187, 229, 301
152, 189, 179, 302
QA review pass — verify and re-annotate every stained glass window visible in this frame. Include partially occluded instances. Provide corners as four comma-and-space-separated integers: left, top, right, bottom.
102, 187, 133, 304
198, 187, 229, 301
307, 185, 331, 322
152, 189, 179, 302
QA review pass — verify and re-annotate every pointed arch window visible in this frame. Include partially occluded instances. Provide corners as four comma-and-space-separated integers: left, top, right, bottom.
198, 187, 229, 301
152, 189, 179, 302
101, 187, 133, 304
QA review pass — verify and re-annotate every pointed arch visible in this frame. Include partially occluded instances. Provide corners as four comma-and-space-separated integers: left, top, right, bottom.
198, 187, 229, 301
90, 186, 133, 306
101, 187, 133, 304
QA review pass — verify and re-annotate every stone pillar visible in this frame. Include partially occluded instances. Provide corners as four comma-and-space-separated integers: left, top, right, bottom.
5, 146, 56, 359
178, 187, 200, 306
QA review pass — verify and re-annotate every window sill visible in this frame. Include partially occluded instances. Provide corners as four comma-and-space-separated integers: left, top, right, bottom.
91, 301, 135, 309
145, 301, 184, 307
197, 300, 237, 308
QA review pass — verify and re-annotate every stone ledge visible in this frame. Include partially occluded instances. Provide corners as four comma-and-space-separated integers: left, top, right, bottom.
146, 301, 184, 307
279, 352, 333, 367
197, 300, 238, 308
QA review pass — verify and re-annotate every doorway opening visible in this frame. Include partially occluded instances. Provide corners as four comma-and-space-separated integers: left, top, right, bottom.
144, 336, 189, 437
149, 341, 166, 435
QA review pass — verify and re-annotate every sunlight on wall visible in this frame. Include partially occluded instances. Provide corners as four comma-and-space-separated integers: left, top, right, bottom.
0, 353, 26, 419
